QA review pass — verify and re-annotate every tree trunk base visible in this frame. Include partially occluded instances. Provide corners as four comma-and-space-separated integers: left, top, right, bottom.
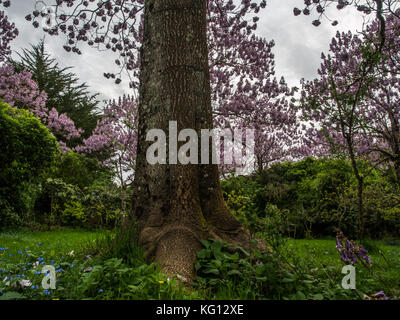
137, 209, 268, 283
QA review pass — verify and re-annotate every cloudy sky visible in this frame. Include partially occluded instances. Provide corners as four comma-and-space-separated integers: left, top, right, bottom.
6, 0, 365, 102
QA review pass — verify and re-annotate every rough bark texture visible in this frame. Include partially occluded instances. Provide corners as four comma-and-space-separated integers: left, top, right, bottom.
130, 0, 262, 282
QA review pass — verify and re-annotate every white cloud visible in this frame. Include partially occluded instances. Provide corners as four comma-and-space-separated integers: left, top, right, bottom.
256, 0, 365, 88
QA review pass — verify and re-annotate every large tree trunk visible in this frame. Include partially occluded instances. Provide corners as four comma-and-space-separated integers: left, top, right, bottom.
129, 0, 261, 282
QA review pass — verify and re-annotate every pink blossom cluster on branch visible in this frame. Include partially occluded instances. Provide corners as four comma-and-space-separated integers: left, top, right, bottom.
300, 27, 370, 158
209, 19, 301, 173
0, 64, 47, 111
75, 95, 138, 186
0, 0, 18, 62
0, 63, 83, 151
300, 11, 400, 177
360, 13, 400, 173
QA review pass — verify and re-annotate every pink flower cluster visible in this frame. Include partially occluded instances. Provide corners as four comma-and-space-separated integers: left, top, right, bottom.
300, 12, 400, 172
0, 64, 83, 151
0, 0, 18, 62
76, 95, 138, 186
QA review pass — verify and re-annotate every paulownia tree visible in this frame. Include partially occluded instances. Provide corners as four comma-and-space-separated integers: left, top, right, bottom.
76, 95, 138, 212
24, 0, 271, 281
360, 14, 400, 186
300, 30, 373, 239
20, 0, 397, 280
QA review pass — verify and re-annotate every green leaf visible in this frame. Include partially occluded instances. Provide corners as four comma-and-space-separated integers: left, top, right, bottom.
200, 240, 210, 249
313, 294, 324, 300
302, 280, 314, 284
197, 250, 210, 259
0, 292, 25, 300
204, 268, 219, 275
227, 270, 241, 276
296, 291, 306, 300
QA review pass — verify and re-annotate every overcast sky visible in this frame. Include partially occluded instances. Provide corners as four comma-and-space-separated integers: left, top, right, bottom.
6, 0, 365, 103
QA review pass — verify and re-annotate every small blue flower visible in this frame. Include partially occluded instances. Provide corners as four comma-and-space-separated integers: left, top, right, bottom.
99, 289, 104, 293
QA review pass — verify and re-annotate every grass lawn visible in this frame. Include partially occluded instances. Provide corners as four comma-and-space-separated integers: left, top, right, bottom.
0, 228, 108, 262
0, 229, 399, 300
286, 238, 400, 267
0, 228, 110, 300
285, 238, 400, 299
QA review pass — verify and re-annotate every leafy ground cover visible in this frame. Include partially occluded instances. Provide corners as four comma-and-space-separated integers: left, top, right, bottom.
0, 229, 398, 300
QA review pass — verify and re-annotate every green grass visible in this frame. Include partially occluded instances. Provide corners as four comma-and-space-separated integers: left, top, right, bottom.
0, 229, 399, 300
286, 238, 400, 267
0, 228, 199, 300
285, 238, 400, 299
0, 228, 108, 262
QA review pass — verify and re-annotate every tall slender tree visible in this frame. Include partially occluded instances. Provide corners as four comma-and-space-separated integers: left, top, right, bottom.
300, 30, 375, 239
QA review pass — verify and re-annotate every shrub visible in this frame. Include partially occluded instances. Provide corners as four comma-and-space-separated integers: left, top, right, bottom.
221, 157, 400, 239
0, 102, 58, 227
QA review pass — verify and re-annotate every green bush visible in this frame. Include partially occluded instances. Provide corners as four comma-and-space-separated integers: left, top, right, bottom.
51, 151, 110, 189
222, 157, 400, 239
0, 102, 58, 227
34, 177, 127, 229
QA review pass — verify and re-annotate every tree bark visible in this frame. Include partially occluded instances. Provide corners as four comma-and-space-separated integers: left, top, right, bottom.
129, 0, 262, 282
347, 138, 365, 240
